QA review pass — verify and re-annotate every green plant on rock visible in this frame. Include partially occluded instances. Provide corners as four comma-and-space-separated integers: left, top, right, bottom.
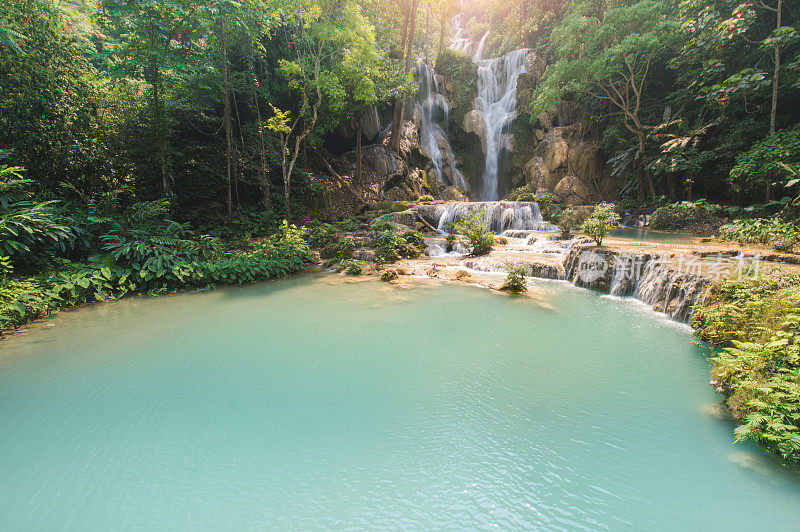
370, 222, 424, 264
580, 203, 620, 246
418, 194, 434, 202
320, 238, 354, 262
380, 269, 398, 282
454, 212, 493, 256
719, 218, 800, 253
338, 258, 363, 275
557, 208, 577, 239
338, 217, 358, 232
305, 221, 337, 249
501, 264, 528, 292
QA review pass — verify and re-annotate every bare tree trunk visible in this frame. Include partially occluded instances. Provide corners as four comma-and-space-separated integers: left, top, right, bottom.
770, 0, 782, 137
233, 91, 247, 211
155, 82, 168, 198
424, 6, 429, 64
255, 100, 270, 211
221, 19, 233, 217
391, 0, 420, 151
356, 110, 363, 183
390, 1, 412, 150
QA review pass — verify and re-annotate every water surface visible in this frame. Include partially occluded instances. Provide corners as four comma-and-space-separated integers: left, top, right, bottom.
1, 275, 798, 529
609, 227, 701, 245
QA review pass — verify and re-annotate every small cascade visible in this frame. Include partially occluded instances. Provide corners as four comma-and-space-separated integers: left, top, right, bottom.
473, 31, 490, 61
434, 201, 559, 233
450, 14, 472, 54
414, 61, 468, 191
475, 49, 528, 200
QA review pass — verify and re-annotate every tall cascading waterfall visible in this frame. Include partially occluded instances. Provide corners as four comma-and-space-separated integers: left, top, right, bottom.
433, 201, 559, 233
449, 14, 529, 201
414, 60, 469, 191
474, 49, 528, 201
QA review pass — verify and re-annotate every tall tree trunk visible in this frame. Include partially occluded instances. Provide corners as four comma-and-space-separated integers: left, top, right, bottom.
390, 1, 413, 150
391, 0, 420, 151
221, 18, 233, 218
770, 0, 781, 137
766, 0, 782, 201
437, 16, 446, 57
255, 100, 270, 211
233, 91, 247, 211
424, 6, 429, 64
282, 137, 291, 223
356, 109, 363, 183
154, 80, 168, 198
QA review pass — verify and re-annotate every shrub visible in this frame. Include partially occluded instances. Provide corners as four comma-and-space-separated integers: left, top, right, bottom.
501, 264, 527, 292
401, 230, 425, 249
494, 237, 508, 245
693, 273, 800, 464
650, 200, 723, 232
444, 234, 458, 251
380, 269, 398, 282
580, 203, 620, 246
338, 217, 358, 232
719, 218, 800, 252
419, 194, 434, 202
454, 212, 494, 255
306, 221, 337, 248
338, 259, 363, 275
557, 208, 578, 239
320, 238, 354, 261
455, 270, 471, 280
370, 223, 424, 264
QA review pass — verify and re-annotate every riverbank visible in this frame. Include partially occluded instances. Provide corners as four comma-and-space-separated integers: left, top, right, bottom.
0, 241, 313, 337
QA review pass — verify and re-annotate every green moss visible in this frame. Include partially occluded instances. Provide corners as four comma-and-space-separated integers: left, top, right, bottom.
435, 49, 477, 128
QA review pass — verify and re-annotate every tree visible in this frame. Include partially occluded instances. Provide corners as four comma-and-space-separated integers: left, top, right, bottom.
99, 0, 200, 198
454, 212, 494, 255
534, 0, 678, 202
389, 0, 420, 151
580, 202, 620, 246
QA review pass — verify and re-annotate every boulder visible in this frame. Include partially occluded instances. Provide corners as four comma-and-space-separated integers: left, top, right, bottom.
462, 109, 487, 154
440, 185, 468, 202
361, 145, 403, 177
525, 51, 547, 85
554, 174, 598, 205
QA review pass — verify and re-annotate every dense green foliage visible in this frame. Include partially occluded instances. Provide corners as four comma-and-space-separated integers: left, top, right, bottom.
580, 203, 620, 246
650, 200, 726, 233
719, 218, 800, 252
693, 273, 800, 464
370, 221, 425, 263
454, 212, 494, 255
501, 264, 528, 292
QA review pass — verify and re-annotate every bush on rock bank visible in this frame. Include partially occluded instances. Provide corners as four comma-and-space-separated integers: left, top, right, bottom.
693, 272, 800, 464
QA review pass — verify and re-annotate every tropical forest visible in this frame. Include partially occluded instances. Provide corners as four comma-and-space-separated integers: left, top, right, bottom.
1, 0, 800, 527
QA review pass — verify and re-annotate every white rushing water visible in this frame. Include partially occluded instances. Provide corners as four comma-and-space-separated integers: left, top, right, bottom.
414, 60, 468, 191
474, 49, 528, 200
434, 201, 559, 233
450, 14, 528, 200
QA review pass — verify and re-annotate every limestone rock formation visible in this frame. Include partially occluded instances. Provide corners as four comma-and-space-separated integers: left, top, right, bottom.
462, 110, 487, 153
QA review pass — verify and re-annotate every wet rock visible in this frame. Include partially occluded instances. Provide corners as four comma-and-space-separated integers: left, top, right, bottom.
440, 186, 468, 202
462, 109, 487, 153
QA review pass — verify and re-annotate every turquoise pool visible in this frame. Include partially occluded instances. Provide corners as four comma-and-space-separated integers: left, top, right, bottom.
0, 275, 798, 529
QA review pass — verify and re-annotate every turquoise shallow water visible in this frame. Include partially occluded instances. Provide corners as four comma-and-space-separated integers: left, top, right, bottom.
609, 227, 701, 245
1, 274, 799, 529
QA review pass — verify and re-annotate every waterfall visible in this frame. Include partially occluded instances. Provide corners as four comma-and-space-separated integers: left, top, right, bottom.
414, 61, 468, 191
473, 31, 490, 61
475, 49, 528, 201
450, 14, 472, 54
434, 201, 559, 233
448, 13, 529, 200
